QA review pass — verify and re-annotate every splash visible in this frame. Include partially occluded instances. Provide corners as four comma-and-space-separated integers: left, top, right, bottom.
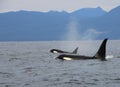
106, 55, 114, 59
81, 29, 102, 40
63, 20, 102, 41
65, 20, 80, 41
60, 20, 80, 50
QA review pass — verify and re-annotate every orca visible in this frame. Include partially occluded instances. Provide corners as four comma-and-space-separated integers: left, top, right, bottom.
56, 38, 108, 61
50, 47, 78, 54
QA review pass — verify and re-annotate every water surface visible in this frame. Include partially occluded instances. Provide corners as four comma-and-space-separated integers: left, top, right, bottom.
0, 40, 120, 87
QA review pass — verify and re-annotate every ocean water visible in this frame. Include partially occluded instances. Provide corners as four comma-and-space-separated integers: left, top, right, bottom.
0, 40, 120, 87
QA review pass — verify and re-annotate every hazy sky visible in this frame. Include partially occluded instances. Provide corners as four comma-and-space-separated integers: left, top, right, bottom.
0, 0, 120, 13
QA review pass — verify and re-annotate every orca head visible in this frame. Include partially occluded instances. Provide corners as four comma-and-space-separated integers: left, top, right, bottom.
50, 49, 60, 53
56, 55, 64, 59
56, 55, 73, 60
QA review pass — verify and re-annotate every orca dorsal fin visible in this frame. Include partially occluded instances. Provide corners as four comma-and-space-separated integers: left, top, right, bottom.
72, 47, 79, 54
94, 38, 108, 60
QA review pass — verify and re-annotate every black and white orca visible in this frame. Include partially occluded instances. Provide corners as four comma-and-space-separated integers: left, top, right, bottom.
56, 38, 108, 61
50, 47, 78, 54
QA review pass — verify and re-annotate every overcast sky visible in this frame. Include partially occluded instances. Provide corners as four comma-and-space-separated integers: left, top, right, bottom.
0, 0, 120, 13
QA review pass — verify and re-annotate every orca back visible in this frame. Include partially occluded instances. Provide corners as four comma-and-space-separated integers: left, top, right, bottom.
72, 47, 79, 54
94, 38, 108, 60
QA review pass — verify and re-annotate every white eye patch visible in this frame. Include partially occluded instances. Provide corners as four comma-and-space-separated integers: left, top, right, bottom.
63, 57, 73, 60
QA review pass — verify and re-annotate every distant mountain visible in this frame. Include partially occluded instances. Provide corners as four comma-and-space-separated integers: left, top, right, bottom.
0, 6, 120, 41
71, 7, 106, 18
91, 6, 120, 39
0, 11, 70, 41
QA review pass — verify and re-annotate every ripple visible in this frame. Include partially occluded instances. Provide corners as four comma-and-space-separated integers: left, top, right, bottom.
0, 72, 15, 78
